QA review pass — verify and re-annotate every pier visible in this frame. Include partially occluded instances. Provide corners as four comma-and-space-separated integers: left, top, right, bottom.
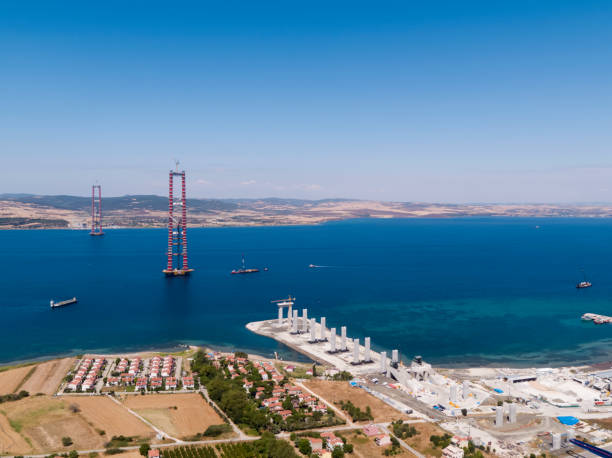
246, 318, 382, 376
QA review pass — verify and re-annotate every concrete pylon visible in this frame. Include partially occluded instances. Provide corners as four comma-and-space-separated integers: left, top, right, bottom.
462, 380, 469, 399
292, 310, 298, 333
287, 304, 292, 326
353, 338, 360, 364
329, 328, 336, 352
364, 337, 371, 362
495, 406, 503, 426
509, 403, 517, 423
277, 307, 283, 325
302, 309, 308, 333
392, 349, 399, 366
310, 318, 316, 342
380, 352, 387, 372
450, 385, 457, 403
552, 433, 561, 450
320, 317, 326, 340
341, 326, 347, 351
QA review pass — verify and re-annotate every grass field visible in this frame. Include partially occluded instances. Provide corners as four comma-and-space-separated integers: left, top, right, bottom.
402, 421, 449, 457
122, 393, 226, 439
20, 358, 75, 395
0, 411, 33, 455
340, 429, 411, 458
1, 395, 106, 453
64, 395, 156, 439
0, 365, 33, 395
303, 379, 411, 423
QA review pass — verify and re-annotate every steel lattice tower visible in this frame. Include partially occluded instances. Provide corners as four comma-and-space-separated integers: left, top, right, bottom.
90, 184, 104, 236
163, 164, 193, 276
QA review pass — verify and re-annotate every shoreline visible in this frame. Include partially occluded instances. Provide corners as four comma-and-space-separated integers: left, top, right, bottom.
0, 342, 312, 371
4, 214, 612, 231
3, 335, 611, 372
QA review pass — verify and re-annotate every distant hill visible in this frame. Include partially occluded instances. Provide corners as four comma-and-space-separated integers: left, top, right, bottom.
1, 193, 612, 229
0, 194, 239, 213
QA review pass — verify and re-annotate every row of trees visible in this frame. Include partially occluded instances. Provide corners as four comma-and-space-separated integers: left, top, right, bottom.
337, 400, 373, 421
0, 390, 29, 404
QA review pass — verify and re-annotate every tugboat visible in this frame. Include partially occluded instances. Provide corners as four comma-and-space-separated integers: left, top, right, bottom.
231, 255, 259, 275
576, 270, 592, 289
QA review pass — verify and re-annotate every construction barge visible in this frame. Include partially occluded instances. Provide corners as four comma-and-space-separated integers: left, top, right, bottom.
582, 313, 612, 325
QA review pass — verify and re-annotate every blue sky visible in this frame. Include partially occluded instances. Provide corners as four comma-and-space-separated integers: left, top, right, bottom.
1, 1, 611, 202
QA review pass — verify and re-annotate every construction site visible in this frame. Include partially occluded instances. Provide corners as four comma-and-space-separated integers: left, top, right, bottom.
248, 299, 612, 456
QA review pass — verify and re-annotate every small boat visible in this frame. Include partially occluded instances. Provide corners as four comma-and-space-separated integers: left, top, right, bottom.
576, 270, 592, 289
50, 297, 77, 308
231, 255, 259, 275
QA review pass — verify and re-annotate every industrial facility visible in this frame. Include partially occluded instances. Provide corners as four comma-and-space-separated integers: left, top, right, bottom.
248, 301, 612, 456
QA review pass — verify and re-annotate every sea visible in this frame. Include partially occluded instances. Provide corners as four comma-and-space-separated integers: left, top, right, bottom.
2, 218, 612, 368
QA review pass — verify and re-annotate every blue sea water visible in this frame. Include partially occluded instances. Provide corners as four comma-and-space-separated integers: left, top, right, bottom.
2, 218, 612, 367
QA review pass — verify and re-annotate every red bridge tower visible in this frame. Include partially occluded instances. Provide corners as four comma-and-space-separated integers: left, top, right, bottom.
163, 162, 193, 276
90, 184, 104, 236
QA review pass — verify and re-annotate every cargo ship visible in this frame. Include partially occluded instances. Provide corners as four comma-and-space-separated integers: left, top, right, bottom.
50, 297, 77, 308
231, 255, 259, 275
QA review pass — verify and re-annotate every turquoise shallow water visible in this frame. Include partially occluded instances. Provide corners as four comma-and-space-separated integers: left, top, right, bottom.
1, 218, 612, 367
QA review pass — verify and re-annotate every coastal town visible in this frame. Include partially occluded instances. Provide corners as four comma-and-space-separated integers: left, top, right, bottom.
3, 322, 612, 458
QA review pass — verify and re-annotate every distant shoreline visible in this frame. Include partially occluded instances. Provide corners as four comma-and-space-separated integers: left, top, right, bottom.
3, 214, 612, 231
3, 194, 612, 229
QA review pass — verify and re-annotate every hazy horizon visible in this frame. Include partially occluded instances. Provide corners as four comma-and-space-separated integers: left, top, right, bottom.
1, 1, 611, 203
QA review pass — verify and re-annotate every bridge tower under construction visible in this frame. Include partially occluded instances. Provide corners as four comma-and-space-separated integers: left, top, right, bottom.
163, 163, 193, 276
90, 184, 104, 236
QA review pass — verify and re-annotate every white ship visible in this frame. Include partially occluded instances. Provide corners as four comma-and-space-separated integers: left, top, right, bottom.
50, 297, 77, 308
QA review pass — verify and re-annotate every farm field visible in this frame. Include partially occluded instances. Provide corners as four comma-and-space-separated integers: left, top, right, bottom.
110, 451, 142, 458
64, 395, 155, 439
303, 379, 410, 423
0, 365, 33, 395
164, 445, 217, 458
1, 395, 106, 453
122, 393, 227, 439
21, 358, 75, 394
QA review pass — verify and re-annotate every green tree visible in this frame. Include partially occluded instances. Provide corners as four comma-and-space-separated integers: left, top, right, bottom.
62, 437, 73, 447
69, 451, 78, 458
343, 443, 354, 453
139, 444, 150, 457
297, 438, 312, 455
332, 448, 345, 458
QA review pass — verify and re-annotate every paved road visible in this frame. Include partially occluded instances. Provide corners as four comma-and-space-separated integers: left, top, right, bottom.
175, 357, 183, 379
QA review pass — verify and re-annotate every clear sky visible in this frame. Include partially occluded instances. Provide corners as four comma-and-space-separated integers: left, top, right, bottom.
1, 1, 611, 203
